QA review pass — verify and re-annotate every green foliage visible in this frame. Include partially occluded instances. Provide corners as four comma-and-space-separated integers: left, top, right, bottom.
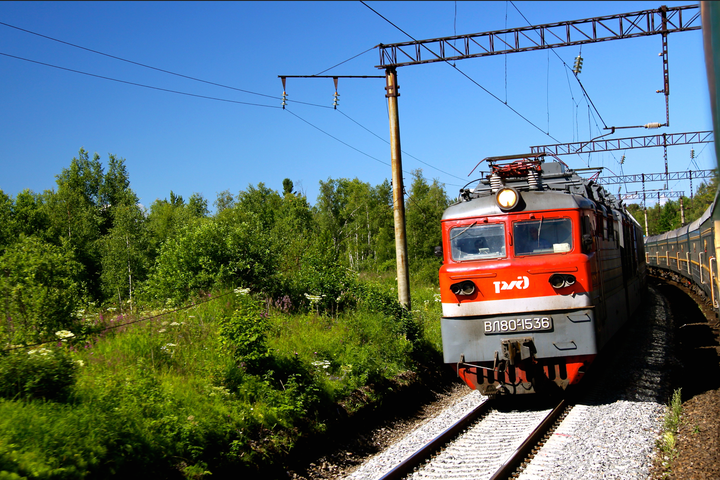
656, 388, 683, 477
406, 169, 450, 262
0, 348, 78, 402
100, 202, 150, 309
187, 193, 209, 218
293, 246, 357, 314
219, 294, 269, 370
0, 236, 85, 345
146, 218, 275, 304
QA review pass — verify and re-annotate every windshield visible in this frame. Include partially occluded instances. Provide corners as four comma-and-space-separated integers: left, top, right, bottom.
450, 223, 506, 261
513, 218, 573, 256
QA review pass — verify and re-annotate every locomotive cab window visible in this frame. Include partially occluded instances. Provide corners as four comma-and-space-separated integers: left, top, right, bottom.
513, 218, 572, 256
450, 223, 506, 261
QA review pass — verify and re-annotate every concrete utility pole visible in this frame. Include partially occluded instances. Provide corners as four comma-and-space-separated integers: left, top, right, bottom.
385, 67, 411, 309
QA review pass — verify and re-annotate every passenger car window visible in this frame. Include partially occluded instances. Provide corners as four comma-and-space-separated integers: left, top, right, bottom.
450, 223, 506, 261
514, 218, 573, 255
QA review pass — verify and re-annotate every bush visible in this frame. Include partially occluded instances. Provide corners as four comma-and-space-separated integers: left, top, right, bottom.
0, 348, 78, 402
218, 294, 269, 372
0, 235, 85, 345
146, 218, 276, 304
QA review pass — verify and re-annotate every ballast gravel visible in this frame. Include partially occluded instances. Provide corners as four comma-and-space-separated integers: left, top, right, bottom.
343, 285, 672, 480
343, 389, 486, 480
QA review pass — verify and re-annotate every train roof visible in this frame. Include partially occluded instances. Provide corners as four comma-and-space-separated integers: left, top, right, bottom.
645, 187, 720, 244
443, 154, 624, 221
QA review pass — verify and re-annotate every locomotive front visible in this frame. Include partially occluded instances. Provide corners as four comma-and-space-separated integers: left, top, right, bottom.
439, 155, 603, 395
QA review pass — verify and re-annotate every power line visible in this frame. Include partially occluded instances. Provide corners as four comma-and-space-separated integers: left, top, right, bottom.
285, 108, 392, 168
0, 51, 281, 109
336, 109, 466, 182
0, 20, 279, 100
360, 0, 562, 143
508, 1, 608, 129
314, 45, 378, 76
0, 20, 329, 109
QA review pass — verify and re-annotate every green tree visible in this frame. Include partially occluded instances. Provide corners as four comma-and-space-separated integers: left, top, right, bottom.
405, 170, 449, 261
187, 193, 209, 218
146, 216, 276, 304
0, 235, 85, 344
100, 201, 150, 310
0, 190, 14, 255
43, 149, 105, 298
213, 190, 235, 213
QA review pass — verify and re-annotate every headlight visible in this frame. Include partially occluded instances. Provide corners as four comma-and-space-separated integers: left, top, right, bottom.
549, 274, 576, 289
450, 280, 476, 296
496, 187, 519, 211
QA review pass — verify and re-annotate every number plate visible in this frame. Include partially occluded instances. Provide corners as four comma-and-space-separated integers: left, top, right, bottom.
483, 317, 553, 335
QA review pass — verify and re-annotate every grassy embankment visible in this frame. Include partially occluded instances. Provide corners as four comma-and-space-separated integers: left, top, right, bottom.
0, 280, 445, 479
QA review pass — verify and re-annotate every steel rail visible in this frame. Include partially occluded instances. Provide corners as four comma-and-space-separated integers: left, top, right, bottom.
378, 398, 494, 480
489, 398, 570, 480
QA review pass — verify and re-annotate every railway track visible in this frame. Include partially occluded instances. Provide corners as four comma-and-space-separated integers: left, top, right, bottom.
378, 397, 571, 480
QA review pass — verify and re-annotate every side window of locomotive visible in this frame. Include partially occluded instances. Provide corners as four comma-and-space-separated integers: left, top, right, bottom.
450, 223, 506, 261
513, 218, 573, 256
581, 215, 593, 253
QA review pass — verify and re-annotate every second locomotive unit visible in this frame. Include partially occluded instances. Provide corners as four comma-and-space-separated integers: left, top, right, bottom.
439, 153, 646, 395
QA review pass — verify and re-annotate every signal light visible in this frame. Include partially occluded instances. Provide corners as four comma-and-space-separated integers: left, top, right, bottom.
572, 55, 583, 74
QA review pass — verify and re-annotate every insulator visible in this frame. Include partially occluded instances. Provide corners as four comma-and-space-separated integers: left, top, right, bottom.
644, 122, 662, 129
572, 55, 583, 74
490, 173, 504, 193
333, 91, 339, 110
691, 148, 695, 159
621, 155, 625, 165
282, 91, 288, 110
527, 169, 540, 190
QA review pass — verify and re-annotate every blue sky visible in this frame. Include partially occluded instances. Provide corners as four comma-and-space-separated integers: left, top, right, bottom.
0, 1, 713, 211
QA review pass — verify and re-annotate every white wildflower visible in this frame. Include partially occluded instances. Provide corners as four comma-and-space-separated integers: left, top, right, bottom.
75, 360, 85, 367
234, 287, 250, 295
55, 330, 75, 340
304, 293, 324, 304
170, 322, 180, 326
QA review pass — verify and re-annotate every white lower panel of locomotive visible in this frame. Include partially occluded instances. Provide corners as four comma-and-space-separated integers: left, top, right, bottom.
441, 292, 592, 317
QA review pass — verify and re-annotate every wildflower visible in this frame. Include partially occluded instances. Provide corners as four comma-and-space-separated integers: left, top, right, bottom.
55, 330, 75, 340
304, 293, 324, 304
76, 360, 85, 367
170, 322, 180, 326
28, 347, 51, 356
107, 307, 117, 312
234, 287, 250, 296
158, 328, 167, 333
434, 293, 441, 302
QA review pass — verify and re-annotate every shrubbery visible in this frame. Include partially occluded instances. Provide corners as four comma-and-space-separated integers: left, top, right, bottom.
0, 347, 78, 402
0, 236, 85, 345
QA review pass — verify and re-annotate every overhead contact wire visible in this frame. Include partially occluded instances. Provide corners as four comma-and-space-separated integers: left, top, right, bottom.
360, 1, 562, 143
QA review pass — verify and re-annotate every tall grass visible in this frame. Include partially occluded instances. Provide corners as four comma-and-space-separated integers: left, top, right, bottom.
0, 282, 444, 478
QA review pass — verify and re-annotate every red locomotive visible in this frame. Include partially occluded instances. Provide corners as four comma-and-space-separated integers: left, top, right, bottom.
438, 153, 646, 395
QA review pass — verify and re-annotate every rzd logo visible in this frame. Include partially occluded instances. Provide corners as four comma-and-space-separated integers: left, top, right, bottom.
493, 276, 530, 294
